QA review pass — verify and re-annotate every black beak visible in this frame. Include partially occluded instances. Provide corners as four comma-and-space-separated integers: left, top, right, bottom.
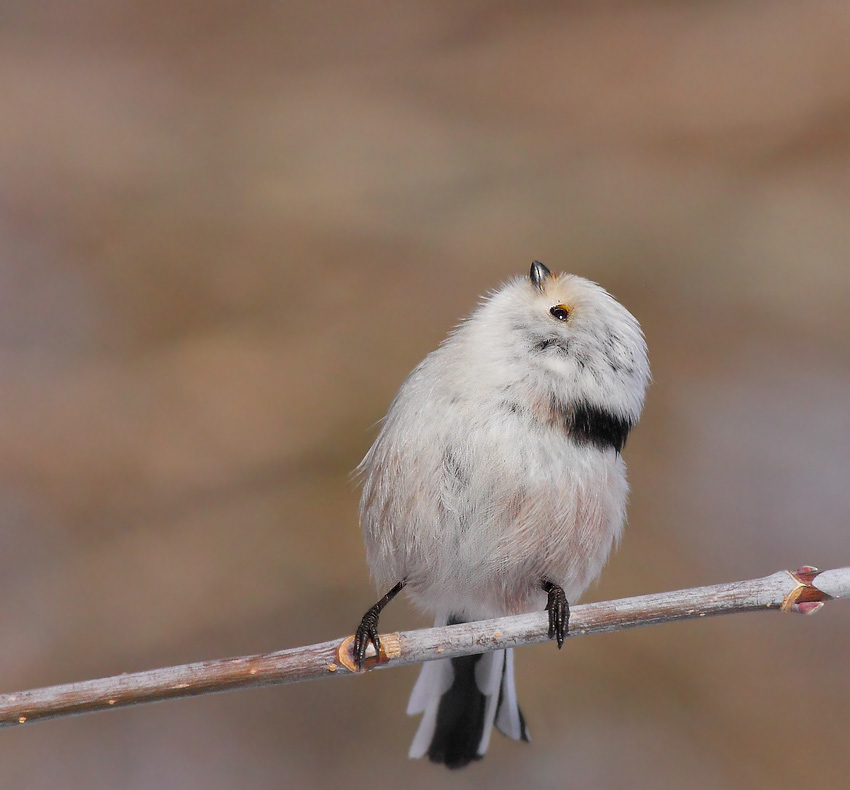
529, 261, 551, 291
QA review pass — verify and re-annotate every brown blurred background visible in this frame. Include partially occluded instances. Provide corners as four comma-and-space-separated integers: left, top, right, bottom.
1, 1, 849, 788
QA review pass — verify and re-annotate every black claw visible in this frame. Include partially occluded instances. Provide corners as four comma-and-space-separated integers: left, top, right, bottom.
354, 611, 382, 668
352, 580, 406, 670
542, 581, 570, 649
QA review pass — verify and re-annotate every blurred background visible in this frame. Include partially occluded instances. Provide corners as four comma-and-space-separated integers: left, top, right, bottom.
1, 1, 849, 788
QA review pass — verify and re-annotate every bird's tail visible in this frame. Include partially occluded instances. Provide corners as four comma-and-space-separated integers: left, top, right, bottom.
407, 615, 529, 769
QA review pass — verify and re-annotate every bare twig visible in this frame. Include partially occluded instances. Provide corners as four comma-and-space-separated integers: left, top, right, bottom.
1, 565, 846, 729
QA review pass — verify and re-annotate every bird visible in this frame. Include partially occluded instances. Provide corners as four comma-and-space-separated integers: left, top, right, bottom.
352, 261, 650, 768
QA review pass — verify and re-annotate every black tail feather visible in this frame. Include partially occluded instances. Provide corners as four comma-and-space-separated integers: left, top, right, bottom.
427, 653, 487, 769
412, 614, 528, 768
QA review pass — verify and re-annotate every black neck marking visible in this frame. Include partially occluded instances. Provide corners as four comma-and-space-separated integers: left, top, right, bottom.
558, 399, 633, 453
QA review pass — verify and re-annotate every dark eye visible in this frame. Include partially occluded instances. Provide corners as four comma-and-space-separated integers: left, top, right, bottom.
549, 304, 570, 321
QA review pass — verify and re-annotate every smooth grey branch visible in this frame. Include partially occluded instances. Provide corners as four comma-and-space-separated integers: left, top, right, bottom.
0, 565, 844, 730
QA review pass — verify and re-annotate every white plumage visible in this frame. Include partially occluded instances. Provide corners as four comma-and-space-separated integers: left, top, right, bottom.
355, 262, 650, 768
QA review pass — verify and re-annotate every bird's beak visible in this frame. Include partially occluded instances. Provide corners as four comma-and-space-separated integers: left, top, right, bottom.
530, 261, 551, 291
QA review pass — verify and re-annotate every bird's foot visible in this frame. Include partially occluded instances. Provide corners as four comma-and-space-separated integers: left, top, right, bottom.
353, 607, 382, 669
542, 581, 569, 648
352, 580, 406, 669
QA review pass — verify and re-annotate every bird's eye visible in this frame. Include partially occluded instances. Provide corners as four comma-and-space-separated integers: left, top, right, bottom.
549, 304, 570, 321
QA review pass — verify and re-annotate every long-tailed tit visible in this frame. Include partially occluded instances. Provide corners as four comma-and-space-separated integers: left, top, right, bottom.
353, 262, 650, 768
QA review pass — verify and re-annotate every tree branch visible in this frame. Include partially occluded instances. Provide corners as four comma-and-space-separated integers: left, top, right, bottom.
1, 565, 846, 729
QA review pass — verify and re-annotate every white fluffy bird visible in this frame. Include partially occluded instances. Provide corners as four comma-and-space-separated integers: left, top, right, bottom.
353, 262, 650, 768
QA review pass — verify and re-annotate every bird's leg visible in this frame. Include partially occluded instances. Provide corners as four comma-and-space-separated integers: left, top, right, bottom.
353, 580, 407, 668
542, 580, 569, 648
